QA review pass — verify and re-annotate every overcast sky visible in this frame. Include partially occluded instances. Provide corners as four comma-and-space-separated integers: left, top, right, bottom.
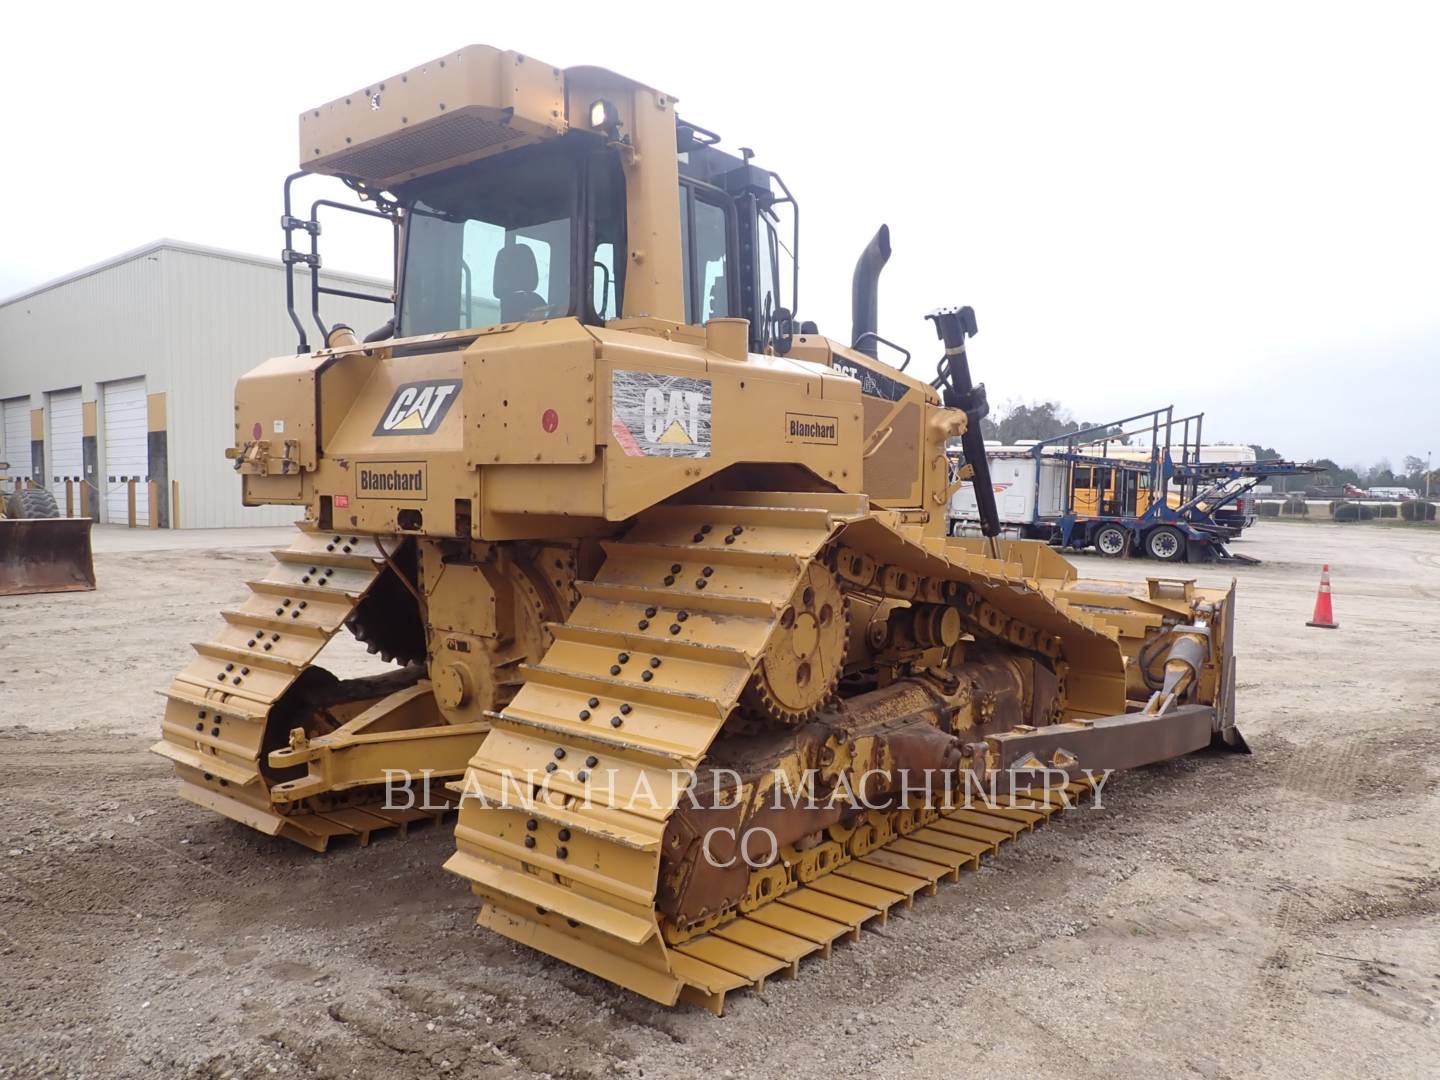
4, 1, 1436, 469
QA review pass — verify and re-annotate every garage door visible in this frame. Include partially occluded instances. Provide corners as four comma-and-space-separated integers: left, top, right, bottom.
48, 389, 83, 510
103, 377, 148, 526
2, 397, 28, 488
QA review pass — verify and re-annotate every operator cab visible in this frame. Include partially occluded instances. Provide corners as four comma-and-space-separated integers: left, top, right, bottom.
283, 47, 799, 360
393, 122, 796, 354
280, 124, 800, 355
398, 134, 627, 334
671, 121, 798, 353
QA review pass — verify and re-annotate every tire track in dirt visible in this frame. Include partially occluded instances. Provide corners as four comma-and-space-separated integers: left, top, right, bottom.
1232, 726, 1439, 1056
7, 521, 1440, 1079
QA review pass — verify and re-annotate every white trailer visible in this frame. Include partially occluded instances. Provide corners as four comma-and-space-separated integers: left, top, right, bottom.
947, 446, 1068, 538
947, 441, 1265, 538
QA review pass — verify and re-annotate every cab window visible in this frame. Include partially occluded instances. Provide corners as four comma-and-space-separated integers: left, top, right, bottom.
398, 137, 626, 335
589, 150, 626, 320
679, 183, 731, 324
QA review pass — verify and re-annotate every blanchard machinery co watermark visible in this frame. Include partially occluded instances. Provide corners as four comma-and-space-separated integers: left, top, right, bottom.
383, 766, 1115, 869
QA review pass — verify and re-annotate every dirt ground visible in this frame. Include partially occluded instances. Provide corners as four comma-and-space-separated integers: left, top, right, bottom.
2, 520, 1436, 1079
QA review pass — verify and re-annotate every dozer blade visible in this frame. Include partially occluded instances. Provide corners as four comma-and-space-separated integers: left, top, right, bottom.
0, 517, 96, 595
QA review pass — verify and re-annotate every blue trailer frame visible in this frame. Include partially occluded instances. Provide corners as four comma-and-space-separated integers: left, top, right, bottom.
981, 406, 1320, 564
1051, 451, 1319, 563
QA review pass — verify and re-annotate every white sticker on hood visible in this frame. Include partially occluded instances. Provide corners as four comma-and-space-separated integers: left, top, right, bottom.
611, 370, 711, 459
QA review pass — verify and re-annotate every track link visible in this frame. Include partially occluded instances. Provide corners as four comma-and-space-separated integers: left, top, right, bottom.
447, 495, 847, 1003
150, 524, 444, 851
669, 776, 1097, 1014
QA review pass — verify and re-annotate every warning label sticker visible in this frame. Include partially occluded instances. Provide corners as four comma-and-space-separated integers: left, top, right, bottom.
831, 357, 908, 402
611, 370, 711, 458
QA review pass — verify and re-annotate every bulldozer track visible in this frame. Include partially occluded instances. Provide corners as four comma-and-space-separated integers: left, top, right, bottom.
665, 777, 1095, 1014
151, 524, 452, 851
446, 493, 1110, 1012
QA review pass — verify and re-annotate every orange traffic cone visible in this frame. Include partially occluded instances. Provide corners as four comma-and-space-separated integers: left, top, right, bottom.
1306, 564, 1339, 629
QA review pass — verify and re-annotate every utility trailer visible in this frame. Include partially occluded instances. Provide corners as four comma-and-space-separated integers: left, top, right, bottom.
948, 407, 1322, 563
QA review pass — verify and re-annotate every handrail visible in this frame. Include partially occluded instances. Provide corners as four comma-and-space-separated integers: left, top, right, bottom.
281, 171, 398, 353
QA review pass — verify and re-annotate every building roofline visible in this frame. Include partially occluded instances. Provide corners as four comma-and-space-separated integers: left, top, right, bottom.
0, 238, 390, 307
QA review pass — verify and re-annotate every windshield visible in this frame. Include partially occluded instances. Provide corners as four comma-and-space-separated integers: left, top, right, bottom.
399, 138, 622, 335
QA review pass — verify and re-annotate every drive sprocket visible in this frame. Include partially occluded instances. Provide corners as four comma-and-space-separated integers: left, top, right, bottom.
741, 558, 848, 725
344, 538, 427, 666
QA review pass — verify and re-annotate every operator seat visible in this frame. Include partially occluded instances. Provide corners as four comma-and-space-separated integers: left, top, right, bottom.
493, 243, 546, 323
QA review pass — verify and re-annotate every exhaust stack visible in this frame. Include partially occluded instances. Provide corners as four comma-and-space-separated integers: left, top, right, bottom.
851, 225, 891, 357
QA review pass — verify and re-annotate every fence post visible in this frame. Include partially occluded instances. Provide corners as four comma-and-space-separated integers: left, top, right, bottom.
127, 478, 137, 528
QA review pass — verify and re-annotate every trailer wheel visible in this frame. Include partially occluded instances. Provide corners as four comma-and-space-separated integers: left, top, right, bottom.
1146, 525, 1185, 562
1094, 524, 1128, 557
5, 487, 60, 520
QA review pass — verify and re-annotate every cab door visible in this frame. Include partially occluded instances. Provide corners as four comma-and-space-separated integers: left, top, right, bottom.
1136, 471, 1153, 513
1071, 464, 1099, 515
1096, 467, 1120, 515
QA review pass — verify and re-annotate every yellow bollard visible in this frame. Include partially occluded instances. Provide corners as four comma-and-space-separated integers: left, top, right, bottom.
171, 479, 180, 529
127, 478, 137, 528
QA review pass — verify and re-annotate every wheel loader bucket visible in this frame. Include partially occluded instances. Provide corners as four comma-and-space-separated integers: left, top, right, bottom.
0, 517, 96, 595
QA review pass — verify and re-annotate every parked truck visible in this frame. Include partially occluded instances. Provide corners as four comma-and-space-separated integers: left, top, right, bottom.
948, 408, 1320, 562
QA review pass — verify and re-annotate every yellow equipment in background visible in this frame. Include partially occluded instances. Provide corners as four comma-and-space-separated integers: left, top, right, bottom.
154, 45, 1245, 1012
0, 478, 96, 596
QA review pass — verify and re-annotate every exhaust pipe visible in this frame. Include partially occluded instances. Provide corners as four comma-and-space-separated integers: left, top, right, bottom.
851, 225, 891, 357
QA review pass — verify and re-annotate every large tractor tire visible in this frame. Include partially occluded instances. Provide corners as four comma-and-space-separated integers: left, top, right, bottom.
1145, 525, 1185, 562
5, 487, 60, 520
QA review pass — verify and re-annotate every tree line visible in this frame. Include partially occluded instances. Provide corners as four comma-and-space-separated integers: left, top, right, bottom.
979, 401, 1127, 445
1261, 452, 1435, 495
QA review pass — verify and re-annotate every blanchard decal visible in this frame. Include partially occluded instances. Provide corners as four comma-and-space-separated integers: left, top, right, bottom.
357, 461, 428, 500
373, 379, 461, 436
831, 356, 908, 402
785, 412, 839, 445
611, 370, 711, 459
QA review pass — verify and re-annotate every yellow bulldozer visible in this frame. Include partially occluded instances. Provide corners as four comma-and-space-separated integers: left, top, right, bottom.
154, 45, 1245, 1013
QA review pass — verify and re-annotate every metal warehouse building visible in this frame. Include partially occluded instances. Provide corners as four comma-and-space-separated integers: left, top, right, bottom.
0, 240, 388, 528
